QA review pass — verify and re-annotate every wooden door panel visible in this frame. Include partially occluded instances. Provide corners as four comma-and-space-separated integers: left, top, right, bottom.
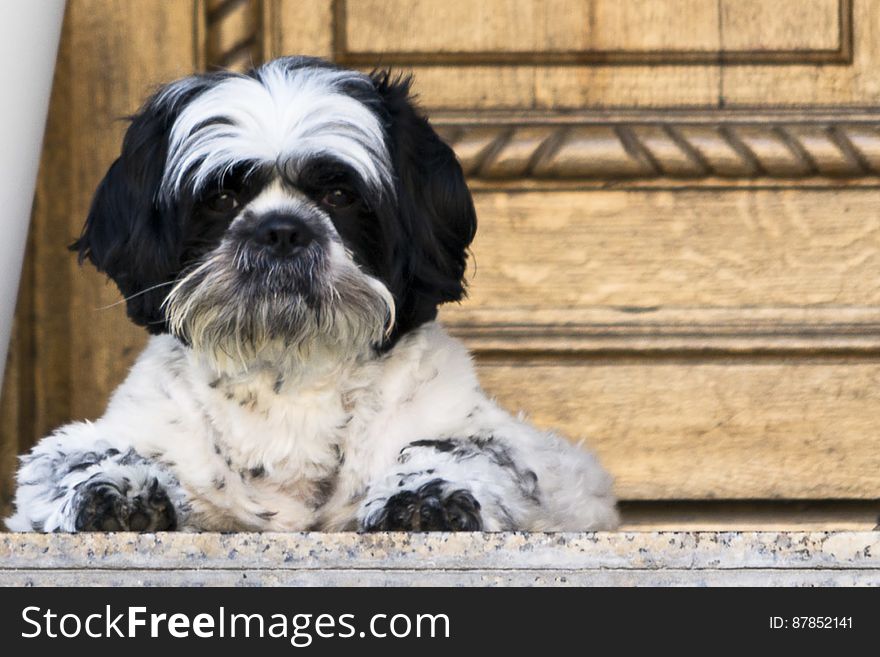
445, 190, 880, 312
407, 66, 722, 110
480, 357, 880, 499
443, 187, 880, 501
64, 2, 198, 420
270, 0, 865, 109
340, 0, 841, 61
270, 0, 722, 109
341, 0, 723, 58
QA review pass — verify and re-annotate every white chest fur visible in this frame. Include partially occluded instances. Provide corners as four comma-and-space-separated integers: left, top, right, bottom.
98, 323, 481, 530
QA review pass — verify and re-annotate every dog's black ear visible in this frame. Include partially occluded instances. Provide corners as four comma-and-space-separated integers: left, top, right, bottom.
371, 71, 478, 342
73, 78, 213, 333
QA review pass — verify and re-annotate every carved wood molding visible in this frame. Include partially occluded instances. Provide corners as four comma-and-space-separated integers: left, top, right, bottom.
433, 110, 880, 182
198, 0, 264, 72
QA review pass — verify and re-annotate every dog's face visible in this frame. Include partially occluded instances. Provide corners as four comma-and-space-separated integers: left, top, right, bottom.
76, 57, 476, 371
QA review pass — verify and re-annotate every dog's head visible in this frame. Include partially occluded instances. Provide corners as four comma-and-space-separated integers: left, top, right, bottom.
76, 56, 476, 371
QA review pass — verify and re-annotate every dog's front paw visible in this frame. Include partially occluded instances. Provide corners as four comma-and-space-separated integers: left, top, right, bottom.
362, 479, 483, 531
73, 476, 177, 531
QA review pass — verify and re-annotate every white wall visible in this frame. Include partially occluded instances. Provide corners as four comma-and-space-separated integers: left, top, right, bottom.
0, 1, 66, 387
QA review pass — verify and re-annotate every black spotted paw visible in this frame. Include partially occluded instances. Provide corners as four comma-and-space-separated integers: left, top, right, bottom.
73, 477, 177, 532
364, 479, 483, 531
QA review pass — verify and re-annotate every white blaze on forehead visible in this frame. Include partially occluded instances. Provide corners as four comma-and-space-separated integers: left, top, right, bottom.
160, 62, 391, 199
236, 180, 341, 240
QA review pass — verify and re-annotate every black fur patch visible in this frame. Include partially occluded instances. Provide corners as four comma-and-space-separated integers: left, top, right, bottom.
402, 436, 542, 505
311, 475, 338, 509
73, 476, 177, 532
363, 478, 482, 531
406, 439, 456, 453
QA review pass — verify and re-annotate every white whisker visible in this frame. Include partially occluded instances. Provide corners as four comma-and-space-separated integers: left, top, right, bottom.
93, 281, 176, 311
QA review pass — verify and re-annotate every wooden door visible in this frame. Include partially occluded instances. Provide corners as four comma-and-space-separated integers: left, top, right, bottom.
4, 0, 880, 529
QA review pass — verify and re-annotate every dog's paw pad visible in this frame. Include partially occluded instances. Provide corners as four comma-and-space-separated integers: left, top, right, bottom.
74, 477, 176, 532
365, 479, 482, 531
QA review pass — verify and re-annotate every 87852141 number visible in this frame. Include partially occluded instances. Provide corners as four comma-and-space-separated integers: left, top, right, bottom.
769, 617, 852, 629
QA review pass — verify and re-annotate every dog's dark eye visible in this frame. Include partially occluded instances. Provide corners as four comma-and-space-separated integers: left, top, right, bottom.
321, 189, 356, 209
205, 190, 241, 213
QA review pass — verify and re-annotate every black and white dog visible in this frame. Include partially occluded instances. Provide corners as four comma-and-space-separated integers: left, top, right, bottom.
6, 57, 618, 533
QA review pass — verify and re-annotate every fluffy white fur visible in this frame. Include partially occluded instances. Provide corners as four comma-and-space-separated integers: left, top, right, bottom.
7, 323, 617, 532
160, 62, 392, 200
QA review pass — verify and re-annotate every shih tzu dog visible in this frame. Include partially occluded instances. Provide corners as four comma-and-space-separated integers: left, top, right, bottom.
6, 56, 618, 533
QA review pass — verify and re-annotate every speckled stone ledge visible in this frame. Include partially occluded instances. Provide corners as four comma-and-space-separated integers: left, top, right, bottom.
2, 531, 879, 586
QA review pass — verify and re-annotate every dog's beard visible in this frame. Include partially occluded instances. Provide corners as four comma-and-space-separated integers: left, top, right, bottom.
164, 237, 395, 374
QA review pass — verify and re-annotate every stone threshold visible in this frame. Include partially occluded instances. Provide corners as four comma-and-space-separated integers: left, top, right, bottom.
2, 531, 879, 586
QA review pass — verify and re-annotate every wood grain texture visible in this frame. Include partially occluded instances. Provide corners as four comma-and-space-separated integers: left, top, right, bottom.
200, 0, 264, 71
0, 348, 19, 519
338, 0, 845, 64
619, 501, 880, 531
270, 2, 721, 109
64, 2, 198, 422
268, 1, 864, 109
372, 63, 721, 110
447, 185, 880, 503
442, 189, 880, 315
267, 0, 334, 59
722, 0, 880, 106
267, 0, 861, 110
0, 290, 29, 520
343, 0, 719, 54
478, 356, 880, 500
720, 0, 843, 52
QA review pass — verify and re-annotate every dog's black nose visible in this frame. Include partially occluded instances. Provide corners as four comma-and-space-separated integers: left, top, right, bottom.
252, 213, 315, 257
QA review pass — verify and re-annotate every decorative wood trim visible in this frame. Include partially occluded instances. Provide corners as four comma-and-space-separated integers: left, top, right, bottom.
619, 500, 880, 531
331, 0, 853, 67
198, 0, 264, 72
432, 109, 880, 182
443, 307, 880, 356
260, 0, 282, 66
838, 0, 855, 64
